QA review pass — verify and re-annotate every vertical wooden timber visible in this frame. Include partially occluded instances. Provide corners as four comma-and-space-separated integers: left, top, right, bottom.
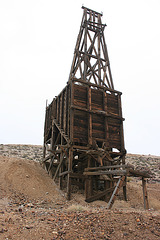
103, 91, 109, 148
98, 14, 101, 85
63, 89, 67, 135
59, 167, 63, 190
56, 97, 59, 123
67, 147, 73, 200
101, 33, 114, 89
142, 178, 149, 209
118, 94, 125, 155
84, 8, 87, 80
88, 87, 92, 145
70, 82, 74, 143
59, 157, 63, 190
67, 84, 71, 139
85, 156, 93, 199
68, 11, 85, 81
66, 81, 74, 200
66, 85, 69, 136
117, 93, 127, 200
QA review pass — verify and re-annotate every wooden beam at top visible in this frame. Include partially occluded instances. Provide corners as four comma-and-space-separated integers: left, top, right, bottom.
82, 6, 103, 17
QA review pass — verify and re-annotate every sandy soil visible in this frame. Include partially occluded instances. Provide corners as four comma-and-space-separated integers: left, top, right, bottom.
0, 155, 160, 240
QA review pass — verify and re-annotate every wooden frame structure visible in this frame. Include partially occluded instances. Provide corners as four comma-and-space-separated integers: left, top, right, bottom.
43, 7, 150, 208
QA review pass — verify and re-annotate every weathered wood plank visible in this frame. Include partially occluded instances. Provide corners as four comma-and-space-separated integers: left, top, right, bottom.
83, 170, 127, 176
84, 164, 128, 172
86, 187, 115, 203
53, 153, 64, 181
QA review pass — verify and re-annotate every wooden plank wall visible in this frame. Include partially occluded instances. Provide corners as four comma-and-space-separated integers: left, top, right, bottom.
44, 82, 124, 152
72, 83, 123, 151
44, 84, 70, 143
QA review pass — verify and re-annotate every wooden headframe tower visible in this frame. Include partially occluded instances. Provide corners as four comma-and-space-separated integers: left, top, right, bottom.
43, 7, 150, 206
69, 6, 114, 89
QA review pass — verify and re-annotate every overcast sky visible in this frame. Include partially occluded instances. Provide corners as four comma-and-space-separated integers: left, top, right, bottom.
0, 0, 160, 156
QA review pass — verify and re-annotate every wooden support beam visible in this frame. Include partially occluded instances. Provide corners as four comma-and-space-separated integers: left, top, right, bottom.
70, 82, 74, 143
142, 177, 149, 210
59, 171, 70, 177
53, 153, 64, 181
83, 7, 87, 80
88, 87, 92, 145
107, 175, 125, 209
86, 187, 115, 203
53, 119, 68, 143
84, 164, 128, 172
85, 177, 93, 199
59, 94, 62, 129
123, 176, 127, 201
128, 168, 151, 178
70, 104, 124, 121
63, 90, 67, 134
70, 173, 87, 179
83, 169, 127, 176
72, 78, 122, 95
59, 165, 63, 190
67, 147, 73, 200
47, 157, 54, 177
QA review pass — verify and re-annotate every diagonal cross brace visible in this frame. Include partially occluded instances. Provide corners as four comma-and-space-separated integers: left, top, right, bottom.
107, 175, 125, 209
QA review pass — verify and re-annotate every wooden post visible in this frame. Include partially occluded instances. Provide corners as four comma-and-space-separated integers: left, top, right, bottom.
67, 147, 73, 200
103, 91, 109, 148
88, 87, 92, 145
70, 82, 74, 143
118, 94, 127, 201
98, 14, 101, 85
84, 8, 87, 80
63, 89, 67, 134
142, 177, 149, 209
123, 175, 127, 201
85, 155, 93, 199
85, 176, 93, 199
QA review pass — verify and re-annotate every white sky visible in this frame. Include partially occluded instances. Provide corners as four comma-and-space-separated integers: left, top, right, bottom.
0, 0, 160, 155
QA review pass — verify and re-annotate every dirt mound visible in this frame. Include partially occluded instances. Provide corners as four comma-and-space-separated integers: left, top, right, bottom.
0, 156, 65, 206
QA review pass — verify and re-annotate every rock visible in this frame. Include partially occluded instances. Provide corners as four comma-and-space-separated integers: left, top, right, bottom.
136, 218, 140, 222
123, 232, 128, 236
18, 205, 24, 212
25, 225, 33, 229
27, 203, 34, 208
0, 228, 8, 233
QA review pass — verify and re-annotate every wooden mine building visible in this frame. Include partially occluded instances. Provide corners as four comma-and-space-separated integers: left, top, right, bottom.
43, 7, 150, 208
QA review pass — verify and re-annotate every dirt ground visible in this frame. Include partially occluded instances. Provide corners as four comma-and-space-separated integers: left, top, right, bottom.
0, 155, 160, 240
